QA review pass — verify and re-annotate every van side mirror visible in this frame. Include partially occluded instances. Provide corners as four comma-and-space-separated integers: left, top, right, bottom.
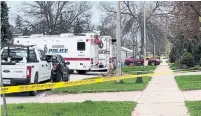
46, 56, 52, 62
46, 58, 52, 62
65, 62, 70, 65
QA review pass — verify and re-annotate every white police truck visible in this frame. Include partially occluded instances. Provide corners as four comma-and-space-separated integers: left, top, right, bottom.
1, 45, 51, 96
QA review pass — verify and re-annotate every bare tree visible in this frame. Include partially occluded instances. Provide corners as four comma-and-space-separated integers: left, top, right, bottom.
96, 15, 116, 38
15, 14, 24, 30
99, 1, 167, 54
21, 1, 92, 34
168, 2, 201, 40
165, 1, 201, 63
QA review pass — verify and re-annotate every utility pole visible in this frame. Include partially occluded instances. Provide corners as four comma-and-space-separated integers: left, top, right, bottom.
135, 36, 138, 57
133, 33, 137, 67
143, 1, 146, 65
1, 69, 8, 116
0, 41, 8, 116
199, 16, 201, 31
116, 1, 122, 77
153, 37, 155, 57
133, 39, 135, 67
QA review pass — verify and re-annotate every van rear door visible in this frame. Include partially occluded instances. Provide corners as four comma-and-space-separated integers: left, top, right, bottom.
76, 40, 91, 70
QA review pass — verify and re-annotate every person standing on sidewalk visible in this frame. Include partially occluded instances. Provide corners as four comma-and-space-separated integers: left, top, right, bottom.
112, 59, 117, 75
107, 60, 114, 76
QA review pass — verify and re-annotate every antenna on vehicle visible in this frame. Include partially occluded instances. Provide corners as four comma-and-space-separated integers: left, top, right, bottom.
7, 46, 10, 61
27, 46, 30, 62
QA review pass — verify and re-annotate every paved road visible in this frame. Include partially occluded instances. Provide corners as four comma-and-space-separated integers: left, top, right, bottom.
0, 72, 103, 105
69, 72, 104, 81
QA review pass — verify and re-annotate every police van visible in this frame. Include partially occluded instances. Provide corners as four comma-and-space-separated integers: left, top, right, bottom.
98, 36, 113, 69
13, 33, 112, 74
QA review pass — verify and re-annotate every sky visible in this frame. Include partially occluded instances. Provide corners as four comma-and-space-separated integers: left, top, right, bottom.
6, 1, 111, 26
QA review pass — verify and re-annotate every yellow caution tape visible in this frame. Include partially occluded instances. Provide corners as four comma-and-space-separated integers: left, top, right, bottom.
0, 71, 173, 94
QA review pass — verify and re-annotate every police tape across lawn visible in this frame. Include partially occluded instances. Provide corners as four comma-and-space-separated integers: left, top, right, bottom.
0, 72, 172, 94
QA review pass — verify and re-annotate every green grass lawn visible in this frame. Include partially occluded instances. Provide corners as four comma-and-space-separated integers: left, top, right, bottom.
122, 66, 157, 74
126, 71, 153, 75
169, 63, 177, 70
51, 76, 151, 93
185, 101, 201, 116
1, 101, 136, 116
169, 63, 201, 72
175, 75, 201, 90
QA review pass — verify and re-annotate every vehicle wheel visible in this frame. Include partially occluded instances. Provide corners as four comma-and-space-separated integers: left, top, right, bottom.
69, 70, 74, 74
65, 72, 70, 82
55, 72, 63, 82
136, 62, 141, 66
50, 75, 54, 82
77, 70, 86, 74
125, 62, 130, 65
51, 73, 57, 82
29, 73, 38, 96
46, 75, 53, 91
151, 62, 156, 66
60, 73, 63, 82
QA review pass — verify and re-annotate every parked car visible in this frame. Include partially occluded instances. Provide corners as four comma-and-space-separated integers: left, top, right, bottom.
148, 57, 161, 66
125, 55, 144, 66
125, 55, 160, 66
46, 54, 70, 82
1, 45, 51, 96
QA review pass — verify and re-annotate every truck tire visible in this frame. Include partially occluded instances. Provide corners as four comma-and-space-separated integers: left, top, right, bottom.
69, 70, 74, 74
77, 70, 86, 74
65, 72, 70, 82
29, 73, 38, 96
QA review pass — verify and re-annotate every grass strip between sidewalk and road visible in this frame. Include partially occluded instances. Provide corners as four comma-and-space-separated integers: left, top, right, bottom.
1, 101, 136, 116
185, 101, 201, 116
51, 76, 151, 93
122, 66, 156, 75
122, 66, 157, 72
175, 75, 201, 90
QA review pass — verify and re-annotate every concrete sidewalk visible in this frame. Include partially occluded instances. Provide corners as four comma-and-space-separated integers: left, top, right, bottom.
132, 62, 189, 116
1, 91, 142, 104
34, 91, 142, 103
183, 90, 201, 101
